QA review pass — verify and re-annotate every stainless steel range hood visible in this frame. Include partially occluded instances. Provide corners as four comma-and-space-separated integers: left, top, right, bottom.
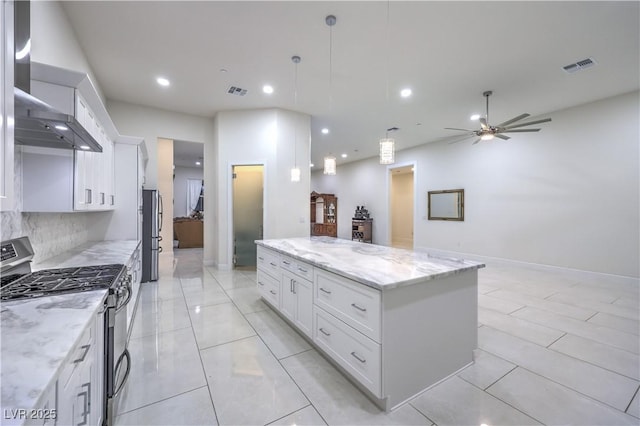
13, 0, 102, 152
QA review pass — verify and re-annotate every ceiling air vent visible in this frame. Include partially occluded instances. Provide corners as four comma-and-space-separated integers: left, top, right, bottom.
227, 86, 247, 96
562, 57, 597, 74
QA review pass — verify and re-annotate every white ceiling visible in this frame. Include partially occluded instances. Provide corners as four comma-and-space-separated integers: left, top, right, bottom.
61, 1, 639, 168
173, 140, 204, 169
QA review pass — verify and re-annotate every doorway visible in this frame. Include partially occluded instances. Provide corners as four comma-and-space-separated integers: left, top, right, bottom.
389, 165, 415, 249
232, 165, 264, 269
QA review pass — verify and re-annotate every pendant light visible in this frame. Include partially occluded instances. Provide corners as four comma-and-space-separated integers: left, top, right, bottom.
379, 133, 395, 164
379, 1, 396, 165
323, 14, 337, 176
323, 155, 336, 175
290, 55, 301, 182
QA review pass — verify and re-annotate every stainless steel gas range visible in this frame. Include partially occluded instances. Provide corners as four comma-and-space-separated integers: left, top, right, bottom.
1, 236, 132, 426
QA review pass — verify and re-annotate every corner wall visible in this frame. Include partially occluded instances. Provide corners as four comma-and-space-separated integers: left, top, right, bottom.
313, 91, 640, 278
212, 109, 311, 269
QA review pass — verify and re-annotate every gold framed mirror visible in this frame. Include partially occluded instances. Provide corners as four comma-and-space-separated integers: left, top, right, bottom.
428, 189, 464, 221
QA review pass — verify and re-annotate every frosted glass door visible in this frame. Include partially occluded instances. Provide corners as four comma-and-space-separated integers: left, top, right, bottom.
233, 165, 264, 268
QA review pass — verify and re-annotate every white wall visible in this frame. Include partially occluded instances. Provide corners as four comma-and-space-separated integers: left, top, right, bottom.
31, 1, 105, 102
313, 161, 389, 244
106, 100, 214, 190
313, 91, 640, 278
212, 109, 310, 268
174, 166, 204, 218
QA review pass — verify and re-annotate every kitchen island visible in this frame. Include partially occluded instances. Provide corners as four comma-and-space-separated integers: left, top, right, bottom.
255, 236, 485, 410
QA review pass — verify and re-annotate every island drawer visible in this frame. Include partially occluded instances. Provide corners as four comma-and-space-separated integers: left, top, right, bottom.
257, 268, 280, 307
313, 306, 381, 397
281, 255, 314, 281
314, 269, 381, 343
257, 246, 280, 279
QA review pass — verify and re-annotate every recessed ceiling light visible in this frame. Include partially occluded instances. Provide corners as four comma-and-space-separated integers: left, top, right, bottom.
219, 68, 228, 73
321, 128, 329, 134
400, 88, 412, 98
341, 153, 347, 158
80, 145, 90, 150
54, 125, 68, 131
470, 114, 481, 121
195, 161, 201, 166
156, 77, 170, 87
310, 163, 315, 167
263, 85, 274, 94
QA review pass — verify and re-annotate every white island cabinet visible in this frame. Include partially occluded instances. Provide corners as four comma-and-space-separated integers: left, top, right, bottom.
255, 237, 484, 411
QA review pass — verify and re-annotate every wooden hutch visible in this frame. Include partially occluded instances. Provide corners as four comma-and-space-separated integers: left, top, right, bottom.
310, 192, 337, 237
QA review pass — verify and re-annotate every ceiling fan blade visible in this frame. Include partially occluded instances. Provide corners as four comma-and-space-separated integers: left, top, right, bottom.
501, 128, 541, 133
479, 117, 489, 130
496, 113, 530, 128
443, 134, 476, 145
504, 118, 552, 129
494, 134, 511, 140
471, 138, 482, 145
444, 127, 474, 132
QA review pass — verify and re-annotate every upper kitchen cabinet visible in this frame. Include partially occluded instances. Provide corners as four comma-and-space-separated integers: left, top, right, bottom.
21, 64, 119, 212
0, 0, 15, 212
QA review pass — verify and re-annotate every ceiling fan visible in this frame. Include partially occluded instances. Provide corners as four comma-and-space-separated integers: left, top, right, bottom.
445, 91, 552, 145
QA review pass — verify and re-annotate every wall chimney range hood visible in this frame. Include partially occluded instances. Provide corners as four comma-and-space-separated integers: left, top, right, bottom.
13, 0, 102, 152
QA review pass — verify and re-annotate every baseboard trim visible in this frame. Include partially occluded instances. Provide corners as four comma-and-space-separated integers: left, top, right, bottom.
413, 245, 639, 285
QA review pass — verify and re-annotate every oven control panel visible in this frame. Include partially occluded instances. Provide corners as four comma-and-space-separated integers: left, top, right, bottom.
1, 243, 17, 262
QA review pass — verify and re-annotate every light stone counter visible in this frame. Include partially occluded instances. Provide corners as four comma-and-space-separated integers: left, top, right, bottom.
33, 239, 141, 270
1, 240, 140, 425
255, 236, 485, 290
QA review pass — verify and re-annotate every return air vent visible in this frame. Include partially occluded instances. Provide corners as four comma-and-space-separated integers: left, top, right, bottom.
227, 86, 248, 96
562, 57, 597, 74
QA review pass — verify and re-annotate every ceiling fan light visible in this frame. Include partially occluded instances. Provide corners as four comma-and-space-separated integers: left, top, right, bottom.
324, 156, 336, 175
481, 133, 494, 141
379, 138, 395, 164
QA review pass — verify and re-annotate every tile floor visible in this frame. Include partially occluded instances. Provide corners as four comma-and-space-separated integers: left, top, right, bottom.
115, 248, 639, 426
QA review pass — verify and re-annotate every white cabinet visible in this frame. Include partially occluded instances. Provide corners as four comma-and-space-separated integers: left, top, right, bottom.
257, 243, 478, 411
20, 81, 115, 212
56, 308, 103, 426
257, 249, 314, 338
0, 0, 14, 211
281, 266, 313, 338
103, 140, 145, 241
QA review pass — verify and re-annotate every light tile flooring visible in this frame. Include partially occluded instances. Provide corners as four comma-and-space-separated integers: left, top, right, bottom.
115, 248, 640, 426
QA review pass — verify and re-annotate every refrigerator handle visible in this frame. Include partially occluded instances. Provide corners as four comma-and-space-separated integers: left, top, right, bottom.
158, 193, 163, 232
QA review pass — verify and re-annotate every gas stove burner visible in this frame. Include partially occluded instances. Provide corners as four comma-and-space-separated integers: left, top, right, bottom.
1, 264, 126, 301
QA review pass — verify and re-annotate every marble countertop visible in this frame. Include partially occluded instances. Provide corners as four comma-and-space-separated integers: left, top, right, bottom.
33, 239, 140, 270
1, 239, 140, 425
255, 237, 485, 291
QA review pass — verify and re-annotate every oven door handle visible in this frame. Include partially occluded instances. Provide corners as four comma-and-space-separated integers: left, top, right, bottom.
113, 348, 131, 397
115, 275, 133, 314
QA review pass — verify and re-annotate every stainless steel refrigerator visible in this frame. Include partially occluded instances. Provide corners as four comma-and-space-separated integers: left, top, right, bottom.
142, 189, 162, 282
